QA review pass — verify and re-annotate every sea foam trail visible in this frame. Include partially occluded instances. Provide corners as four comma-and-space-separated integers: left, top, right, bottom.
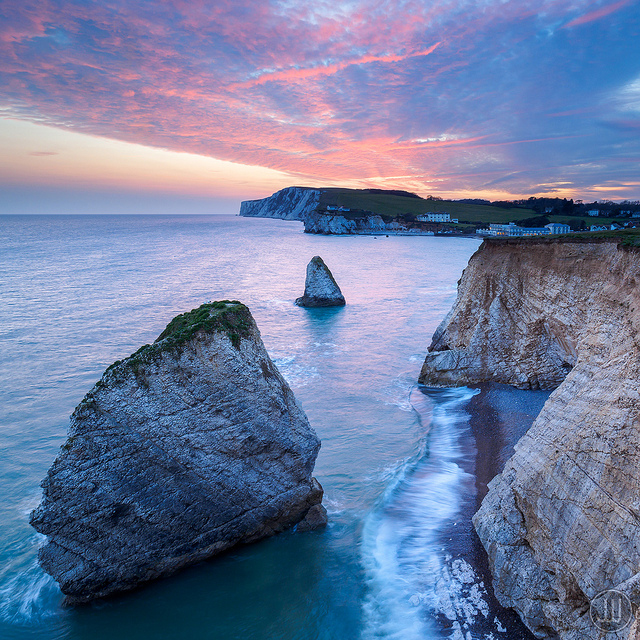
361, 386, 488, 640
0, 558, 60, 626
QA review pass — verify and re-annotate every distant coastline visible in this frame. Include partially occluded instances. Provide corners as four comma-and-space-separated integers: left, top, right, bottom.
240, 186, 640, 237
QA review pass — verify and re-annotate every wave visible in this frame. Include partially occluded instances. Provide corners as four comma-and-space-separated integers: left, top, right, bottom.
361, 386, 496, 640
272, 355, 320, 388
0, 558, 61, 626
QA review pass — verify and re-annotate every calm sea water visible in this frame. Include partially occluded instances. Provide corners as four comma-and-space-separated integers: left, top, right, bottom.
0, 215, 548, 640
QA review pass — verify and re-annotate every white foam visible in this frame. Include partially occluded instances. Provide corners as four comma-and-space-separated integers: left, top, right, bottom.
272, 355, 320, 388
381, 377, 427, 413
361, 386, 491, 640
0, 559, 61, 625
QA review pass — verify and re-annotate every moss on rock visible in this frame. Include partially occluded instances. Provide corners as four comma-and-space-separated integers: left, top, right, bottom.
82, 301, 255, 411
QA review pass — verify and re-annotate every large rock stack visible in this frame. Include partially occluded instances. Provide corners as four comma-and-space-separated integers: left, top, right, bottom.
31, 301, 326, 604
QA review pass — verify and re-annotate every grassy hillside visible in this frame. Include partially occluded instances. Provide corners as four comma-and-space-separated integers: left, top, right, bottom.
559, 228, 640, 246
315, 188, 636, 229
319, 188, 535, 222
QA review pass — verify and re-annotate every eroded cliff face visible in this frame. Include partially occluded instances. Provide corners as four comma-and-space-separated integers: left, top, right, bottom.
31, 301, 325, 604
239, 186, 320, 220
302, 211, 409, 235
420, 239, 640, 640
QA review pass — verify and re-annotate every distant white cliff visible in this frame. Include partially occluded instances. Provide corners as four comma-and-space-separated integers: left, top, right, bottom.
302, 211, 411, 235
239, 186, 320, 220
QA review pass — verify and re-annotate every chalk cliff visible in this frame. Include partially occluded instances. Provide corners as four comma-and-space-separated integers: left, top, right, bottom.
31, 301, 325, 604
295, 256, 346, 307
420, 238, 640, 639
239, 186, 320, 220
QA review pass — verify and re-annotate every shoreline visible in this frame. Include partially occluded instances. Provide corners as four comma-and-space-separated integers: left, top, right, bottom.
422, 383, 550, 639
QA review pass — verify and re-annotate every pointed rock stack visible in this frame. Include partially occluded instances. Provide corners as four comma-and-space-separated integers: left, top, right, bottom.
30, 301, 326, 604
295, 256, 346, 307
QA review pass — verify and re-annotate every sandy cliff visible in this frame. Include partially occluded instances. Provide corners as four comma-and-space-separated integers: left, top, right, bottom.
420, 238, 640, 639
31, 301, 325, 604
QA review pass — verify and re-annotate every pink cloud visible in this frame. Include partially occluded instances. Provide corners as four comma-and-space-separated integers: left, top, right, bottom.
231, 42, 442, 89
0, 0, 638, 199
563, 0, 632, 28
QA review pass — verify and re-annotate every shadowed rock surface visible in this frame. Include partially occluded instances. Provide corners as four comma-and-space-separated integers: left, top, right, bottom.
30, 301, 326, 604
420, 238, 640, 640
295, 256, 346, 307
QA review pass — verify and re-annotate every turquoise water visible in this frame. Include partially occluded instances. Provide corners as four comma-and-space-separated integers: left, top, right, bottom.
0, 215, 542, 639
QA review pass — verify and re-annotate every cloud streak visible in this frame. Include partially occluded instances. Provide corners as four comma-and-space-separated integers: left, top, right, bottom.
231, 42, 442, 88
564, 0, 633, 28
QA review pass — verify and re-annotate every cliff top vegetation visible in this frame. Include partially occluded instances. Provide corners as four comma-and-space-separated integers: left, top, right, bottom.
315, 188, 639, 229
92, 302, 253, 390
486, 228, 640, 247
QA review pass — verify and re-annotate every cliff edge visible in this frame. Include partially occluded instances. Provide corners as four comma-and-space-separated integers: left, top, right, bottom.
420, 238, 640, 639
31, 301, 325, 604
239, 186, 320, 220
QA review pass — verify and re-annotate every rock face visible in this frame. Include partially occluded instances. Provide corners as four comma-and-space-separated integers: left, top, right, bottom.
239, 186, 320, 220
30, 301, 326, 604
420, 238, 640, 640
302, 211, 413, 235
295, 256, 346, 307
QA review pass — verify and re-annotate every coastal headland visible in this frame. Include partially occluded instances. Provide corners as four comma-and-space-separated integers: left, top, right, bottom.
240, 187, 640, 236
420, 233, 640, 639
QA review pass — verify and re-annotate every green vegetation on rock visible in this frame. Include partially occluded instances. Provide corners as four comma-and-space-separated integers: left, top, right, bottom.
486, 228, 640, 247
155, 300, 250, 346
88, 301, 253, 401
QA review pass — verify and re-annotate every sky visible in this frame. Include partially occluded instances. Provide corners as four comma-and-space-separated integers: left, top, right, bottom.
1, 0, 640, 214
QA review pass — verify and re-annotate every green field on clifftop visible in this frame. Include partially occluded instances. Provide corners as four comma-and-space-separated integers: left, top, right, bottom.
318, 188, 535, 222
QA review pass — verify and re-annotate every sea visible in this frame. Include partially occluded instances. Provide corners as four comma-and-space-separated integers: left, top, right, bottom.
0, 214, 550, 640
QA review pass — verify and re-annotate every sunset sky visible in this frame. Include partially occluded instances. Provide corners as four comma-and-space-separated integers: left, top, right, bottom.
2, 0, 640, 214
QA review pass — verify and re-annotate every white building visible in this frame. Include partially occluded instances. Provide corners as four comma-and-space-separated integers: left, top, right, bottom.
417, 212, 451, 223
545, 223, 571, 235
487, 223, 550, 237
588, 210, 600, 217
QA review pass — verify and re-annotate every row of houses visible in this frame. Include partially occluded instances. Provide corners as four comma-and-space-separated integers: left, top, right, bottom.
477, 222, 571, 237
590, 223, 624, 232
